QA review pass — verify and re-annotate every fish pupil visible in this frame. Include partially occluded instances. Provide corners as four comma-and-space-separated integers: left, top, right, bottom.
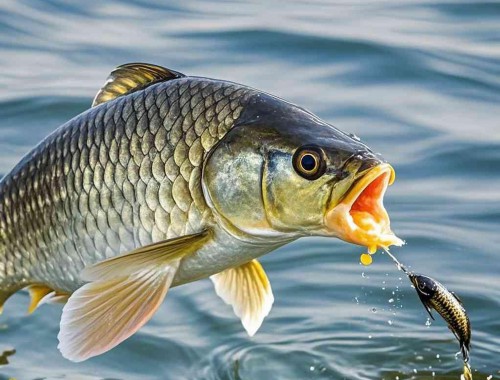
301, 154, 316, 171
293, 146, 326, 180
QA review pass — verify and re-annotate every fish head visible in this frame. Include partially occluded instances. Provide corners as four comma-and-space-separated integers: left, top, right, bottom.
202, 95, 403, 250
409, 274, 438, 299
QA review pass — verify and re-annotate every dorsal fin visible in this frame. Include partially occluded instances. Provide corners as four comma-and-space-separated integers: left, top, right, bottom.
92, 63, 185, 107
451, 291, 464, 306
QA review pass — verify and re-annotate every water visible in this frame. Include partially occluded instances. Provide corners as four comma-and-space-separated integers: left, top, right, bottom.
0, 0, 499, 379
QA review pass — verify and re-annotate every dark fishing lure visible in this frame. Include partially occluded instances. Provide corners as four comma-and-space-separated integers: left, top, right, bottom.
408, 274, 471, 361
383, 250, 473, 379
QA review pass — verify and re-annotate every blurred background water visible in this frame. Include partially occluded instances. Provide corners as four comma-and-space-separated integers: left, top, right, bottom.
0, 0, 499, 379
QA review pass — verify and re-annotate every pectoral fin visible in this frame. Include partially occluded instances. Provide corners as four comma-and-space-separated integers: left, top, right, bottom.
58, 231, 209, 362
210, 259, 274, 337
80, 231, 209, 281
415, 292, 435, 320
422, 302, 435, 320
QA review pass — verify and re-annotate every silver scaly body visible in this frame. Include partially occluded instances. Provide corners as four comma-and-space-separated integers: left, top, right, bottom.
0, 77, 288, 293
0, 63, 399, 362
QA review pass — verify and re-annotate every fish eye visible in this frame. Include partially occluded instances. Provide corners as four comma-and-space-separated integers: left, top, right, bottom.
293, 146, 326, 180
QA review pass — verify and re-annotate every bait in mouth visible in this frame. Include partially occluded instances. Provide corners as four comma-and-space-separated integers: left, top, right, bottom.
0, 63, 403, 361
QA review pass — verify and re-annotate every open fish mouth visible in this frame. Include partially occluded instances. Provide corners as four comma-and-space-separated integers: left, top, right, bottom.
325, 163, 404, 252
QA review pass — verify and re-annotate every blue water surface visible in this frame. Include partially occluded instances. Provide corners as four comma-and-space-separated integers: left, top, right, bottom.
0, 1, 498, 379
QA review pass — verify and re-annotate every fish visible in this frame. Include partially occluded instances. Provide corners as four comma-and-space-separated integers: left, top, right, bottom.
383, 250, 472, 378
0, 62, 403, 362
409, 273, 473, 379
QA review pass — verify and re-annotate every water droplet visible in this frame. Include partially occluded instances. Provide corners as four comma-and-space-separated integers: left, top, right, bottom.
388, 298, 394, 303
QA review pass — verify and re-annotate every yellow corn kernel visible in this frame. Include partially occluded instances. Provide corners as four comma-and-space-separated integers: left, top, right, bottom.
360, 253, 373, 266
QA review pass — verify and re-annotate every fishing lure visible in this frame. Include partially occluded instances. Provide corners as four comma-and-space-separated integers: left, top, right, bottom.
383, 249, 473, 379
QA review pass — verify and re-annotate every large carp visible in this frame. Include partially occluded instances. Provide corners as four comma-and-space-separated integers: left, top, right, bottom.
0, 63, 402, 361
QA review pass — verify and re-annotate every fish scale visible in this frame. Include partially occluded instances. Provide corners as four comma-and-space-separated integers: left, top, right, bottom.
431, 284, 470, 348
0, 77, 257, 293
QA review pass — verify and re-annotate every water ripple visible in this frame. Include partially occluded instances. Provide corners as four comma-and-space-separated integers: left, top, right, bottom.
0, 0, 498, 378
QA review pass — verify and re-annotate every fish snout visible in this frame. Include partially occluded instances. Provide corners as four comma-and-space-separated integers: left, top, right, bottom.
342, 150, 384, 176
324, 161, 402, 252
357, 154, 384, 173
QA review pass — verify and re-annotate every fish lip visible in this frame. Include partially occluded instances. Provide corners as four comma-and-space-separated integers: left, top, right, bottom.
324, 163, 403, 252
